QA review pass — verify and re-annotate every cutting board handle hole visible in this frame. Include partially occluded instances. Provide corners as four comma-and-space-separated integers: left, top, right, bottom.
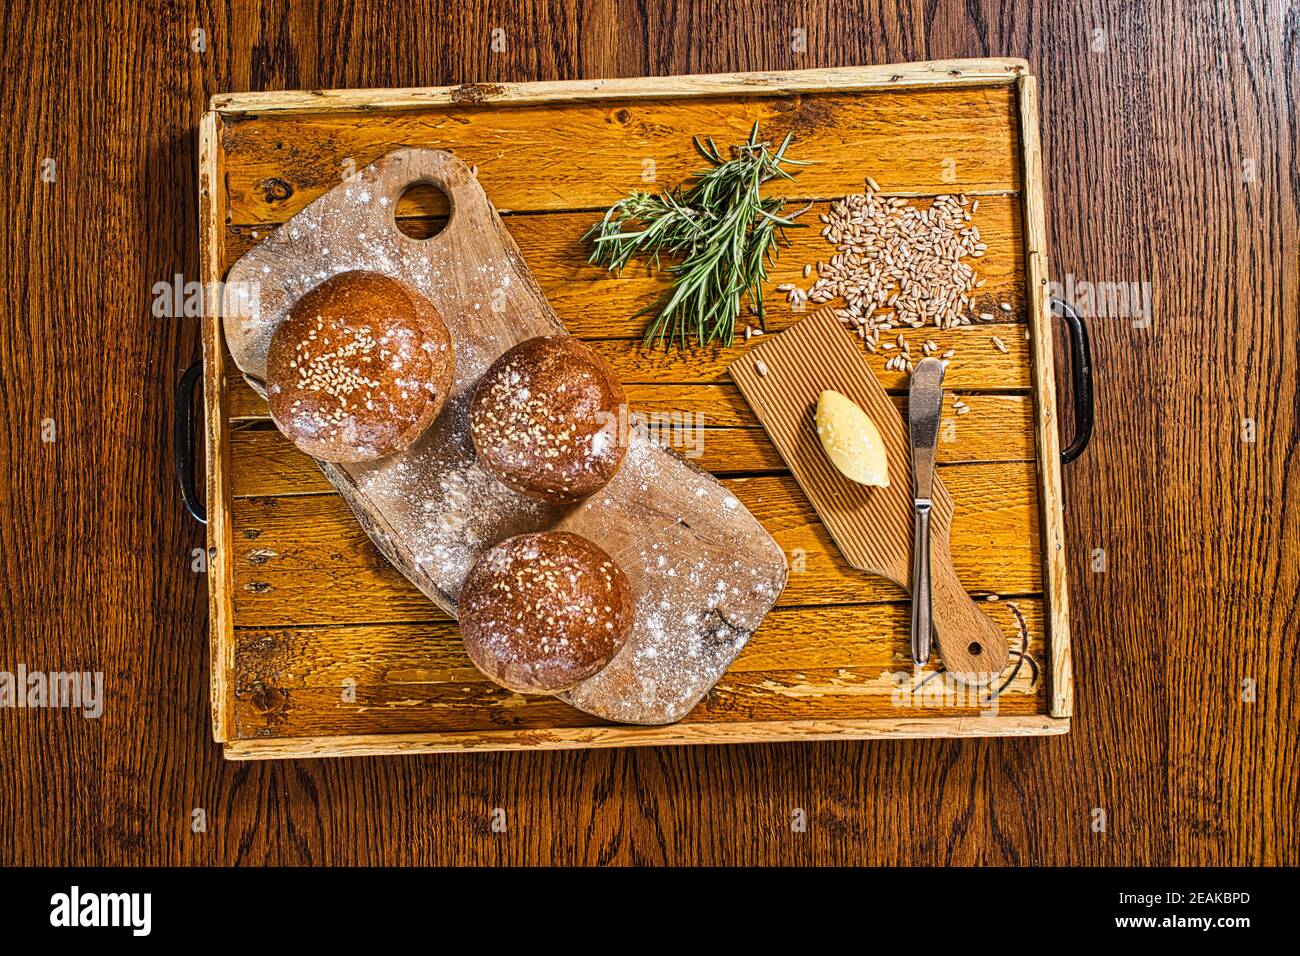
393, 181, 451, 241
968, 642, 983, 656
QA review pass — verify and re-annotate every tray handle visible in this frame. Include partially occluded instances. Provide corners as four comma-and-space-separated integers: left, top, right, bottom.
1051, 297, 1093, 465
175, 359, 206, 525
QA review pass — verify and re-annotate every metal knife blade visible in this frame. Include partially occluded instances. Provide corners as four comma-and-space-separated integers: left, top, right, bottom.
908, 358, 946, 664
909, 358, 945, 502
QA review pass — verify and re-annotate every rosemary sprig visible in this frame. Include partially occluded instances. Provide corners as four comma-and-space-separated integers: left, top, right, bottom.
583, 122, 809, 350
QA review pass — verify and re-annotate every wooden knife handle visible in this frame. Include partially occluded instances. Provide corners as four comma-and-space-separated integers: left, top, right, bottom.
929, 553, 1010, 682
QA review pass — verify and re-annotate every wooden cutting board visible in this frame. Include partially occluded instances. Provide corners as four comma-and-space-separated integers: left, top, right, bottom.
221, 147, 788, 724
730, 308, 1009, 681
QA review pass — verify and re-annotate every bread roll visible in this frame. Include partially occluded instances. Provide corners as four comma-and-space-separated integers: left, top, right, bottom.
470, 336, 627, 502
266, 270, 455, 462
458, 531, 634, 693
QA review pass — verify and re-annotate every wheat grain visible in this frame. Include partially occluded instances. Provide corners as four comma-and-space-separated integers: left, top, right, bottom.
799, 184, 988, 360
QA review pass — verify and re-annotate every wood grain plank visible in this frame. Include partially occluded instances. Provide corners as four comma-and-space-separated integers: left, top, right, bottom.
1016, 75, 1072, 718
234, 599, 1044, 688
222, 716, 1071, 760
200, 113, 235, 743
229, 600, 1046, 739
221, 194, 1028, 332
224, 323, 1032, 414
212, 60, 1030, 113
588, 330, 1031, 387
233, 669, 1047, 738
234, 378, 767, 424
227, 463, 1041, 627
227, 392, 1034, 494
231, 381, 1034, 457
220, 85, 1022, 224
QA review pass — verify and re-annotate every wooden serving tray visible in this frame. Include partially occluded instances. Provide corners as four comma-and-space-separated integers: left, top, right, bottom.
198, 60, 1072, 759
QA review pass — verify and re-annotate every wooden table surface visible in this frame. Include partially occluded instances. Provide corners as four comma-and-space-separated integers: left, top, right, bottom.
2, 0, 1295, 866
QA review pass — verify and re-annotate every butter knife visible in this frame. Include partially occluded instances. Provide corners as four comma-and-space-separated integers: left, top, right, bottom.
908, 358, 946, 665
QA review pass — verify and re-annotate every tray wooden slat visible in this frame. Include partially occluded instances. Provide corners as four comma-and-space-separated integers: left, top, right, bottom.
222, 714, 1069, 759
235, 602, 1045, 688
223, 326, 1032, 414
230, 378, 1038, 449
222, 194, 1028, 330
234, 670, 1047, 739
231, 601, 1046, 739
228, 464, 1042, 628
227, 392, 1035, 489
221, 86, 1021, 225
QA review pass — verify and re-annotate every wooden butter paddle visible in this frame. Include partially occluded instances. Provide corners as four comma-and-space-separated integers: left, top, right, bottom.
729, 308, 1009, 682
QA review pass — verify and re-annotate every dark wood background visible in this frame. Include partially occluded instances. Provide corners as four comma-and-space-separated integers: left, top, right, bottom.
1, 0, 1295, 866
